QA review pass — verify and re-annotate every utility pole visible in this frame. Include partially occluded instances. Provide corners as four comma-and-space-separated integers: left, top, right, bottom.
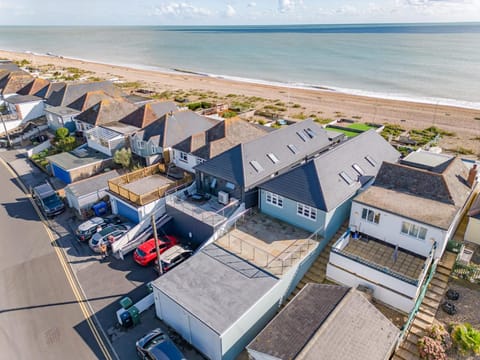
0, 114, 12, 148
152, 215, 163, 275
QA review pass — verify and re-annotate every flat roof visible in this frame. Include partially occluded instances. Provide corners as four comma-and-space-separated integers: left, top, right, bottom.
152, 243, 278, 335
401, 151, 453, 172
5, 94, 43, 104
47, 147, 111, 171
122, 174, 173, 196
45, 106, 80, 117
65, 169, 121, 197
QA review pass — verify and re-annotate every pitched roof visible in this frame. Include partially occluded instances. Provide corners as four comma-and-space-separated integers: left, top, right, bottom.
67, 90, 115, 111
75, 97, 139, 127
173, 118, 270, 160
0, 71, 33, 95
194, 119, 345, 189
259, 130, 400, 211
119, 101, 178, 129
45, 81, 120, 107
248, 284, 399, 360
132, 110, 217, 148
354, 152, 472, 229
468, 193, 480, 219
17, 78, 50, 97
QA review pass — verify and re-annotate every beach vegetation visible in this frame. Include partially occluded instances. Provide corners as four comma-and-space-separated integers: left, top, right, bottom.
263, 104, 287, 112
292, 104, 301, 108
451, 323, 480, 355
187, 101, 212, 111
221, 110, 237, 119
445, 147, 474, 156
409, 126, 454, 146
271, 122, 282, 129
15, 59, 31, 67
381, 124, 405, 140
226, 94, 236, 98
115, 81, 142, 89
230, 101, 253, 112
257, 119, 266, 125
292, 112, 307, 120
274, 101, 286, 107
88, 76, 102, 82
352, 115, 362, 119
113, 148, 132, 169
314, 117, 333, 124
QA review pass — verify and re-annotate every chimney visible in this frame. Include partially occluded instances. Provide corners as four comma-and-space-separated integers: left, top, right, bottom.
468, 164, 478, 188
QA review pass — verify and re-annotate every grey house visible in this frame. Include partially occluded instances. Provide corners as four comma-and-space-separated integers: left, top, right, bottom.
258, 130, 400, 240
194, 119, 345, 208
247, 283, 399, 360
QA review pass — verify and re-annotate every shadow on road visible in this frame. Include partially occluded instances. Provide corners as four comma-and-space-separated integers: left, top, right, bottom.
1, 198, 41, 221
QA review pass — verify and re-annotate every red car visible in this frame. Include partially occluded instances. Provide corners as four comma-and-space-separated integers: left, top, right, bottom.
133, 235, 178, 266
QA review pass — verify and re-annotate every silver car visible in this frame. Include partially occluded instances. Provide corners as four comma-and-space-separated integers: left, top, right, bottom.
89, 224, 131, 253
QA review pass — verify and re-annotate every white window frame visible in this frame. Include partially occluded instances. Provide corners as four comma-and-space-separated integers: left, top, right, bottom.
179, 151, 188, 163
401, 221, 427, 240
265, 191, 283, 208
297, 202, 317, 221
196, 157, 205, 165
136, 140, 145, 149
361, 207, 381, 224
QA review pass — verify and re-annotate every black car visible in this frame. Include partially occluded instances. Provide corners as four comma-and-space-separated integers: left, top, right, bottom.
32, 182, 65, 217
136, 328, 186, 360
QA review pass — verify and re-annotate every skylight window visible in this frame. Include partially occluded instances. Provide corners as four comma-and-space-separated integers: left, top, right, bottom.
296, 131, 307, 142
267, 153, 280, 164
304, 128, 316, 139
287, 144, 299, 154
365, 155, 377, 167
250, 160, 264, 173
352, 163, 365, 176
339, 171, 354, 185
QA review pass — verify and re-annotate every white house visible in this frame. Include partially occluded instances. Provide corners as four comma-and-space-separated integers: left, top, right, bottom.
464, 189, 480, 245
327, 151, 476, 313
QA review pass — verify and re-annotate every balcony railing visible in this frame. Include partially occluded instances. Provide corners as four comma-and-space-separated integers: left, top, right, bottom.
108, 163, 193, 206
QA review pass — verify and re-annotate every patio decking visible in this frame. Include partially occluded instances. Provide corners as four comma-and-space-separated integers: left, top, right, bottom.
122, 174, 173, 195
216, 212, 318, 276
342, 237, 426, 281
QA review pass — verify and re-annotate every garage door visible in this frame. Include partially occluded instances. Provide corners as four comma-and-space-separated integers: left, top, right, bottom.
115, 199, 140, 223
51, 163, 71, 184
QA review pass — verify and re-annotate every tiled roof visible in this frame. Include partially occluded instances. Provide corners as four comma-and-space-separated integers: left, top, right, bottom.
45, 81, 120, 107
67, 90, 115, 111
17, 78, 50, 97
248, 284, 399, 360
194, 119, 345, 189
132, 110, 217, 148
75, 97, 139, 127
259, 130, 399, 211
0, 71, 33, 95
119, 101, 178, 129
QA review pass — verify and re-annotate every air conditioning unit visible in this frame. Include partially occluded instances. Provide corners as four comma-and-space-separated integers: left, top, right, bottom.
218, 191, 229, 205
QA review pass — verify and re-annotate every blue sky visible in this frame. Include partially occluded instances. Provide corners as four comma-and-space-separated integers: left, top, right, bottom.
0, 0, 479, 25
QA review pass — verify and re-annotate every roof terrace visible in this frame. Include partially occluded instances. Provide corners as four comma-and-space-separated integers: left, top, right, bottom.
216, 211, 319, 276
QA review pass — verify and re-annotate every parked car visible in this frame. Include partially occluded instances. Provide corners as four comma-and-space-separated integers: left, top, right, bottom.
89, 224, 131, 253
133, 235, 179, 266
136, 328, 186, 360
32, 181, 65, 217
154, 245, 192, 274
76, 215, 123, 242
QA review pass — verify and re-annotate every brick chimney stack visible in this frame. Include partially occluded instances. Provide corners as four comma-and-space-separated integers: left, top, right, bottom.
468, 164, 478, 188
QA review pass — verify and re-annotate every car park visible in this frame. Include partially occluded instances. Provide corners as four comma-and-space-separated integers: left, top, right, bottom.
136, 328, 186, 360
76, 215, 123, 242
154, 245, 192, 274
133, 235, 179, 266
89, 224, 131, 253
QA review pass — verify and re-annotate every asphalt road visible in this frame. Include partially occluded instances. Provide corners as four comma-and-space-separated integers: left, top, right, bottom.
0, 160, 111, 359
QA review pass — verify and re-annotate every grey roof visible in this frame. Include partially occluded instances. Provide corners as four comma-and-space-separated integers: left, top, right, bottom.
354, 155, 472, 229
65, 170, 121, 198
194, 119, 345, 190
401, 151, 454, 173
46, 81, 119, 107
132, 110, 217, 148
468, 193, 480, 219
248, 284, 399, 360
152, 244, 277, 335
259, 130, 400, 211
5, 94, 43, 104
124, 94, 152, 104
45, 106, 80, 117
119, 101, 178, 129
0, 61, 20, 72
75, 97, 139, 127
47, 147, 110, 171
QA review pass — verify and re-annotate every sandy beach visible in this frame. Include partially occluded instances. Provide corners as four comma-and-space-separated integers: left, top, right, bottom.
1, 49, 479, 156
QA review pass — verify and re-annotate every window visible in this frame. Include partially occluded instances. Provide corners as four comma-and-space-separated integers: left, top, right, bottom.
352, 163, 365, 176
401, 221, 427, 240
365, 155, 377, 167
226, 182, 235, 190
297, 202, 317, 221
267, 153, 280, 164
265, 191, 283, 208
304, 128, 316, 139
287, 144, 299, 154
137, 140, 145, 149
296, 131, 307, 142
196, 157, 205, 165
179, 152, 188, 162
361, 207, 381, 224
339, 171, 354, 185
250, 160, 264, 173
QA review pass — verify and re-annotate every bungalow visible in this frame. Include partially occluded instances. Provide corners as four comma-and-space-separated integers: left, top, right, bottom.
172, 117, 270, 173
0, 70, 33, 103
65, 169, 122, 218
258, 130, 399, 242
194, 119, 345, 208
327, 150, 476, 313
247, 283, 399, 360
129, 110, 218, 166
47, 146, 113, 184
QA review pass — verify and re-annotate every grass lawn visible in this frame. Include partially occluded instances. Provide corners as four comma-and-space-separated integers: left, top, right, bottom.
326, 127, 359, 138
347, 123, 376, 131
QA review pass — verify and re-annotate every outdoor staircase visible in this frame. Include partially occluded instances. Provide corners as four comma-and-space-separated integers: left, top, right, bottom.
392, 251, 457, 360
281, 222, 349, 307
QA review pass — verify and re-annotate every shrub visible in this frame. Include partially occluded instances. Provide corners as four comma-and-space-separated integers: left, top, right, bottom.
428, 324, 452, 351
55, 127, 69, 140
221, 110, 237, 119
113, 148, 132, 169
451, 323, 480, 355
418, 336, 447, 360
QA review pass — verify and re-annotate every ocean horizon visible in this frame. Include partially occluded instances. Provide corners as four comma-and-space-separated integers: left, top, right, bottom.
0, 23, 479, 109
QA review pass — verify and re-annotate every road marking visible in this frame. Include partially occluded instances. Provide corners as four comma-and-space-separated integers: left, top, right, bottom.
0, 157, 115, 360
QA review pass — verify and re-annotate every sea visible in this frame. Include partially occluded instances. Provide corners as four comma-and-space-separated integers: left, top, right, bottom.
0, 23, 479, 109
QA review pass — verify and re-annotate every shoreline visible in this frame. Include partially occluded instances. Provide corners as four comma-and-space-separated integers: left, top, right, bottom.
1, 48, 479, 156
8, 48, 480, 111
